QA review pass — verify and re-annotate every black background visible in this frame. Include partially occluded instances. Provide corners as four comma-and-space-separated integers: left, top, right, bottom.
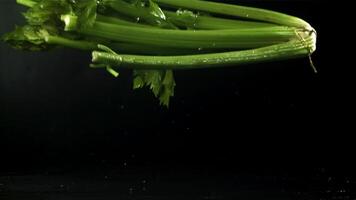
0, 0, 354, 199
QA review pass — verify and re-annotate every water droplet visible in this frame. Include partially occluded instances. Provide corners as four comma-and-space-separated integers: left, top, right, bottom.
129, 187, 134, 195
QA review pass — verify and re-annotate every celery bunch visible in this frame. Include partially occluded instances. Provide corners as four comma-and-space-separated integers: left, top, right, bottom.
2, 0, 317, 107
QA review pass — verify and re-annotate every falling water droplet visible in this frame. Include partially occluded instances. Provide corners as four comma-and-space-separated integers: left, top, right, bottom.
141, 179, 147, 191
129, 187, 134, 195
339, 189, 346, 193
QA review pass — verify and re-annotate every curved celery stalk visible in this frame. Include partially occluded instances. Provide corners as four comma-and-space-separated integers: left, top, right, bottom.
91, 31, 316, 70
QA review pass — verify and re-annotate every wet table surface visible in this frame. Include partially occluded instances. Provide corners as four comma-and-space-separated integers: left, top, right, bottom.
1, 165, 354, 200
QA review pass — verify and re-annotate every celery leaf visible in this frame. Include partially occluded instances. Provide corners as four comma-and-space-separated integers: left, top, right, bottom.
133, 69, 175, 107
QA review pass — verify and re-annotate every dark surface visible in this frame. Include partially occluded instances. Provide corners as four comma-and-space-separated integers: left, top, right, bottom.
0, 0, 354, 200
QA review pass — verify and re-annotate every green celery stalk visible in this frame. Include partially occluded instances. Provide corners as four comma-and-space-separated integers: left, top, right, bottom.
153, 0, 313, 30
45, 35, 98, 50
164, 10, 278, 30
100, 0, 278, 30
96, 15, 156, 28
109, 42, 215, 55
80, 22, 298, 50
91, 32, 316, 69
